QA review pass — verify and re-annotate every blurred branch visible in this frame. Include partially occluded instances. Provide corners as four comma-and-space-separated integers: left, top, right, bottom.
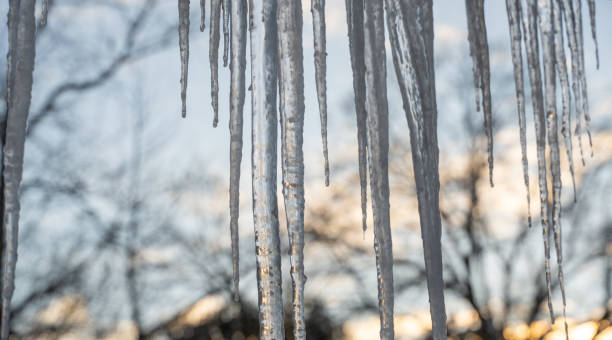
27, 0, 174, 137
10, 263, 84, 320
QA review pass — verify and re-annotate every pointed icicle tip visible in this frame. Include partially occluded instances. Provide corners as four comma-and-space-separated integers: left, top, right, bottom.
464, 0, 494, 188
523, 0, 554, 323
345, 0, 368, 235
505, 0, 532, 229
2, 0, 37, 337
363, 0, 395, 337
312, 0, 330, 187
385, 1, 447, 337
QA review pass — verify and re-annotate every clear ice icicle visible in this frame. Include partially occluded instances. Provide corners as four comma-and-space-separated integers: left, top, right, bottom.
573, 0, 593, 156
464, 0, 494, 187
178, 0, 190, 118
311, 0, 330, 186
552, 0, 577, 200
560, 0, 586, 165
505, 0, 532, 228
363, 0, 394, 338
228, 0, 247, 302
249, 0, 284, 338
522, 0, 554, 322
539, 1, 568, 337
2, 0, 37, 338
210, 0, 222, 127
344, 0, 368, 233
384, 0, 447, 338
278, 1, 307, 337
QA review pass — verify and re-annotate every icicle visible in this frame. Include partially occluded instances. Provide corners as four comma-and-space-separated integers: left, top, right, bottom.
210, 0, 222, 127
222, 0, 231, 67
464, 0, 494, 187
344, 0, 368, 233
572, 0, 593, 156
522, 0, 554, 323
561, 0, 585, 165
200, 0, 206, 31
40, 0, 49, 27
178, 0, 190, 118
560, 0, 585, 165
552, 0, 576, 200
538, 0, 564, 322
540, 1, 568, 337
363, 1, 394, 338
228, 0, 247, 302
311, 0, 329, 186
552, 0, 571, 331
249, 0, 284, 339
384, 0, 447, 338
278, 1, 306, 338
2, 1, 37, 339
505, 0, 532, 227
586, 0, 599, 69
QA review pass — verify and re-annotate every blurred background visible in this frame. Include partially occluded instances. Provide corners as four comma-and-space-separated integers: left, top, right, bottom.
0, 0, 611, 339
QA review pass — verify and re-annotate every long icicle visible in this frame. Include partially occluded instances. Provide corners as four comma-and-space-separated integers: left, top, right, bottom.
200, 0, 206, 31
505, 0, 532, 228
572, 0, 593, 156
542, 1, 568, 337
384, 0, 447, 338
464, 0, 494, 187
178, 0, 190, 118
311, 0, 330, 186
586, 0, 598, 69
1, 0, 20, 336
278, 1, 306, 338
522, 0, 554, 323
249, 0, 284, 338
363, 0, 394, 338
222, 0, 231, 67
228, 0, 247, 302
210, 0, 222, 127
345, 0, 368, 233
1, 0, 37, 338
552, 0, 576, 201
560, 0, 585, 165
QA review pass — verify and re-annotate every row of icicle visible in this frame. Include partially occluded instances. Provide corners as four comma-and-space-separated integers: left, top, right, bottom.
175, 0, 599, 339
0, 0, 598, 339
179, 0, 329, 338
177, 0, 443, 338
496, 1, 598, 338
